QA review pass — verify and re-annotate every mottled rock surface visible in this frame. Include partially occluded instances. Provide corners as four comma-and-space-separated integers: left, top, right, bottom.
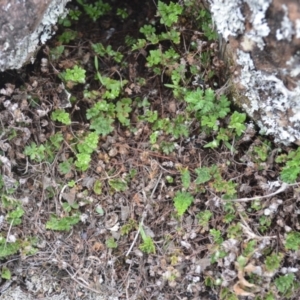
210, 0, 300, 145
0, 0, 70, 72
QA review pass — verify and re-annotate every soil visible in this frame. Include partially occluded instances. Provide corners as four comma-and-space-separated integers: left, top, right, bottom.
0, 0, 300, 300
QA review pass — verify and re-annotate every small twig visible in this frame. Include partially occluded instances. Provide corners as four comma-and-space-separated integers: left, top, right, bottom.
126, 212, 146, 256
225, 182, 299, 202
239, 212, 276, 241
59, 178, 83, 203
64, 267, 105, 295
4, 220, 14, 249
150, 172, 163, 199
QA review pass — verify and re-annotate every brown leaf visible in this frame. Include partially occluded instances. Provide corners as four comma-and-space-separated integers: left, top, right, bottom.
233, 283, 255, 297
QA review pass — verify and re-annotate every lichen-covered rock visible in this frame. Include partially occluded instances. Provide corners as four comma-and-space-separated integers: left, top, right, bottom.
0, 0, 70, 72
210, 0, 300, 145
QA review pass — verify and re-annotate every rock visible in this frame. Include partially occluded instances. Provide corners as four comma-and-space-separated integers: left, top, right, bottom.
210, 0, 300, 145
0, 0, 70, 72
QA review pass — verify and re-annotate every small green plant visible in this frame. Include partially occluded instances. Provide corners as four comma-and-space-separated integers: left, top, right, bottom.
197, 210, 213, 230
121, 219, 138, 236
157, 1, 183, 27
58, 158, 73, 174
196, 9, 218, 41
227, 223, 242, 239
62, 201, 79, 213
46, 215, 80, 231
276, 148, 300, 183
1, 267, 11, 280
24, 133, 64, 163
7, 206, 24, 226
219, 287, 238, 300
173, 191, 194, 216
106, 237, 118, 249
242, 239, 256, 257
92, 43, 124, 63
179, 167, 191, 190
209, 229, 223, 245
76, 0, 111, 21
60, 65, 86, 84
117, 8, 128, 20
109, 179, 128, 192
228, 112, 247, 136
58, 30, 77, 43
139, 225, 156, 254
0, 235, 37, 259
51, 109, 71, 125
24, 142, 46, 162
50, 45, 65, 61
275, 274, 295, 296
285, 231, 300, 251
75, 132, 99, 171
265, 253, 283, 272
259, 215, 272, 233
93, 180, 102, 195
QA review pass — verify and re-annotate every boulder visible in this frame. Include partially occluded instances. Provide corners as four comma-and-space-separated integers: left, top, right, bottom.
210, 0, 300, 145
0, 0, 70, 72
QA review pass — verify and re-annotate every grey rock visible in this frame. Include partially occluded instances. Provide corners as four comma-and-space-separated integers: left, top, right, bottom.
0, 0, 70, 71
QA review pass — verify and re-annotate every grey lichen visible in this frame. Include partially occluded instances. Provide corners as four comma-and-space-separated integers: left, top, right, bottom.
236, 50, 300, 145
209, 0, 245, 39
276, 5, 294, 41
210, 0, 271, 50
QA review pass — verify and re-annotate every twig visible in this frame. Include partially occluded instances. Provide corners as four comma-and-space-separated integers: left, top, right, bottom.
64, 267, 106, 295
239, 212, 276, 241
126, 212, 146, 256
225, 182, 299, 202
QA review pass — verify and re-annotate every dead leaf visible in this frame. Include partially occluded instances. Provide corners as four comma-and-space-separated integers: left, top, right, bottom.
92, 242, 105, 252
233, 283, 255, 297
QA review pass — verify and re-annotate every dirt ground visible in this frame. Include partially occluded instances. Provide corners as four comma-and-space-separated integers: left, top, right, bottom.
0, 0, 300, 299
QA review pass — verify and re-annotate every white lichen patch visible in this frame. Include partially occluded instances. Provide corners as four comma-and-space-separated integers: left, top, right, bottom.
209, 0, 245, 39
210, 0, 271, 50
296, 19, 300, 38
245, 0, 271, 50
236, 50, 300, 145
276, 5, 294, 41
286, 53, 300, 77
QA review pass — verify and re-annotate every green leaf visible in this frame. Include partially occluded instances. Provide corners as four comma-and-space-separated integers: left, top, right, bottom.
195, 167, 212, 184
0, 240, 21, 258
139, 225, 156, 254
90, 115, 114, 136
265, 253, 283, 272
58, 158, 73, 174
275, 274, 295, 294
106, 237, 118, 249
93, 180, 102, 195
157, 1, 183, 27
7, 206, 24, 225
51, 109, 71, 125
46, 215, 80, 231
77, 132, 99, 154
116, 98, 132, 126
60, 65, 86, 84
109, 179, 128, 192
180, 168, 191, 189
229, 111, 247, 136
173, 191, 194, 216
285, 231, 300, 250
75, 153, 91, 171
1, 267, 11, 280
